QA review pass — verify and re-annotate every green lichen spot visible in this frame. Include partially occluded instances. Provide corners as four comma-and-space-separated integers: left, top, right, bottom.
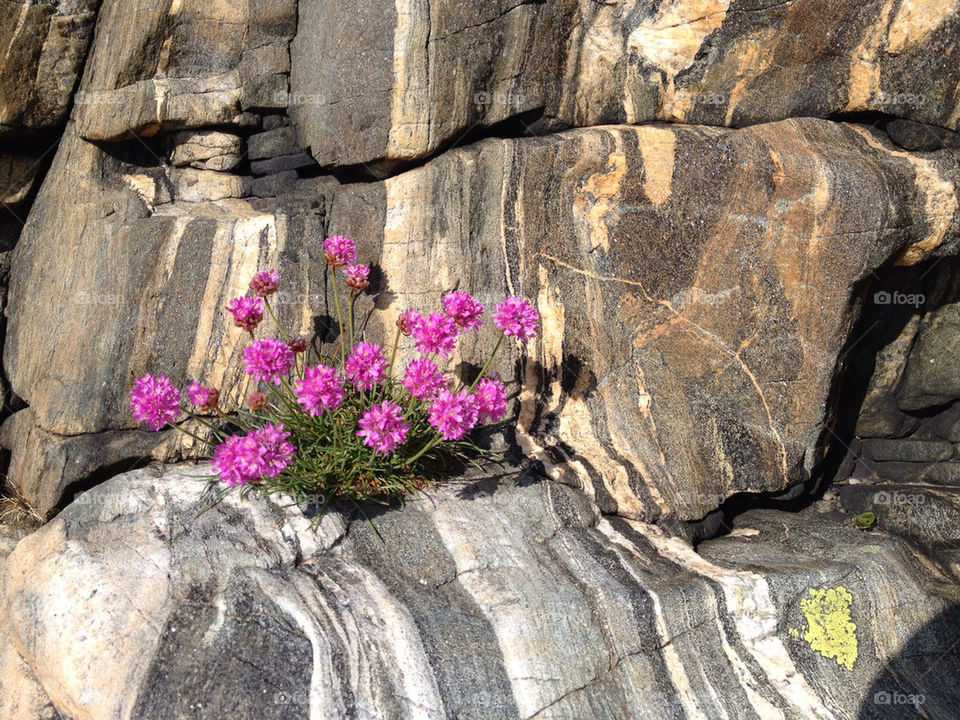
799, 586, 858, 670
788, 627, 800, 639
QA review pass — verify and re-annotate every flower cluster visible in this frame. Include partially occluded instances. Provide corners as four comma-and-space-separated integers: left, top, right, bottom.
129, 236, 540, 510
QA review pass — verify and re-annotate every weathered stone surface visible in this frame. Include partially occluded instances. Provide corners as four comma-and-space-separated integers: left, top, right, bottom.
8, 118, 960, 521
0, 0, 100, 136
250, 151, 316, 176
0, 154, 41, 207
0, 522, 58, 720
71, 0, 297, 140
0, 407, 179, 518
247, 126, 300, 160
859, 439, 955, 464
886, 119, 960, 152
168, 130, 243, 171
1, 463, 958, 719
898, 302, 960, 411
167, 168, 246, 202
292, 0, 960, 168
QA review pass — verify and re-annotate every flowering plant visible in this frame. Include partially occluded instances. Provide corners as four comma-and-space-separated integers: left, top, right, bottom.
129, 235, 539, 515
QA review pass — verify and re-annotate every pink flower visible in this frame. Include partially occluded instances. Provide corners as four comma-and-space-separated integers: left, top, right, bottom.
212, 422, 296, 486
323, 235, 356, 267
402, 357, 445, 401
343, 263, 370, 291
130, 374, 181, 430
473, 378, 507, 423
250, 422, 296, 478
428, 388, 479, 440
396, 308, 423, 336
442, 290, 484, 330
249, 268, 279, 296
186, 382, 219, 412
295, 364, 346, 416
412, 312, 459, 357
213, 433, 264, 486
492, 296, 539, 343
344, 341, 387, 391
226, 295, 264, 331
357, 401, 410, 454
243, 338, 294, 385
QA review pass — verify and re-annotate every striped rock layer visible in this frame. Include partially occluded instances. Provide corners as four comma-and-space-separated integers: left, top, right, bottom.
1, 464, 958, 719
6, 118, 960, 523
291, 0, 960, 167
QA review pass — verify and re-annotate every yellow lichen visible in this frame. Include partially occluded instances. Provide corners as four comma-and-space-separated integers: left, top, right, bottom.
798, 586, 858, 670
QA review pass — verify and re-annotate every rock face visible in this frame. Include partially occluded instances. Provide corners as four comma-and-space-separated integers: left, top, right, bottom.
7, 115, 960, 521
292, 0, 960, 168
2, 464, 959, 719
0, 0, 101, 136
2, 0, 960, 717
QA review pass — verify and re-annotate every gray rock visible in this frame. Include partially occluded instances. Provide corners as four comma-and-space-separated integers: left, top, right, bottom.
887, 119, 960, 152
250, 152, 315, 176
898, 303, 960, 411
168, 130, 243, 172
246, 126, 300, 160
0, 0, 100, 136
860, 439, 955, 463
291, 0, 960, 168
2, 463, 959, 718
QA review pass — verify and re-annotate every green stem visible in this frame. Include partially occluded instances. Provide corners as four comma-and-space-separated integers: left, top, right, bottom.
467, 334, 504, 392
331, 270, 346, 366
348, 290, 357, 350
264, 297, 291, 342
168, 422, 216, 447
183, 410, 224, 439
404, 435, 443, 466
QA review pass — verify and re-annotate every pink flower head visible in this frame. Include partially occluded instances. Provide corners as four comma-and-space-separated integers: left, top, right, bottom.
323, 235, 356, 267
412, 312, 459, 358
250, 422, 296, 478
186, 381, 220, 412
493, 296, 539, 343
473, 377, 508, 423
226, 295, 264, 331
357, 401, 410, 454
343, 263, 370, 291
442, 290, 484, 331
130, 374, 181, 430
243, 337, 294, 385
295, 364, 346, 416
344, 342, 388, 391
428, 388, 479, 441
212, 423, 296, 486
396, 308, 423, 336
212, 433, 265, 486
249, 268, 279, 296
402, 356, 445, 401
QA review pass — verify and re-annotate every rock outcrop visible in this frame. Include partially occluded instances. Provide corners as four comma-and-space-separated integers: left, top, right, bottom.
3, 463, 959, 719
291, 0, 960, 168
1, 0, 960, 717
